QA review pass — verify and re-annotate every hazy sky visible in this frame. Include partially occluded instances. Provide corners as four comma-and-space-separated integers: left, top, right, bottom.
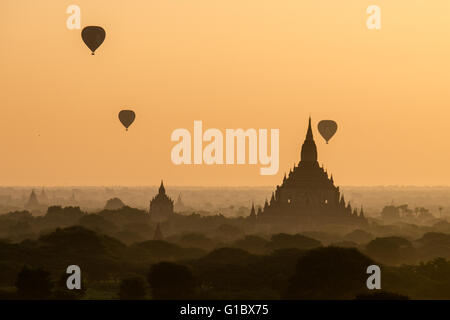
1, 1, 449, 186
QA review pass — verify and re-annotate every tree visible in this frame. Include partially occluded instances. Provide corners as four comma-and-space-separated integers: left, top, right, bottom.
233, 235, 269, 255
15, 266, 53, 299
147, 262, 196, 299
366, 237, 413, 265
104, 198, 126, 210
267, 233, 322, 251
380, 205, 400, 221
284, 247, 374, 299
119, 276, 147, 300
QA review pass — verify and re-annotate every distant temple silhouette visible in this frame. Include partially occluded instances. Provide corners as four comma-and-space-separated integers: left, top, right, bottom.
175, 193, 186, 212
39, 187, 48, 205
25, 189, 40, 210
256, 117, 366, 226
149, 181, 174, 222
249, 203, 256, 220
25, 189, 47, 214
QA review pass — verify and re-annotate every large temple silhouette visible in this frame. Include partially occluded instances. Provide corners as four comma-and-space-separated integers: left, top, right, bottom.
256, 117, 366, 226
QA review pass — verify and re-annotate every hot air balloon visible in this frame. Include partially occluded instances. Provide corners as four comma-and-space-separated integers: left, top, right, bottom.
118, 110, 135, 131
318, 120, 338, 144
81, 26, 106, 55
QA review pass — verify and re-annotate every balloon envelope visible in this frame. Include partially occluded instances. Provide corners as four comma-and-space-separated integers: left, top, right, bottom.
81, 26, 106, 55
118, 110, 135, 131
318, 120, 338, 144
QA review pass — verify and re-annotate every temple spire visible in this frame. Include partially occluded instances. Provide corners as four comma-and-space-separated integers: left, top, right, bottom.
264, 199, 269, 210
249, 203, 256, 219
306, 116, 314, 141
300, 116, 318, 162
159, 180, 166, 195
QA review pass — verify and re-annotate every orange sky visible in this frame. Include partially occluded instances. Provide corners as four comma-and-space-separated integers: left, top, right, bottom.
1, 0, 450, 186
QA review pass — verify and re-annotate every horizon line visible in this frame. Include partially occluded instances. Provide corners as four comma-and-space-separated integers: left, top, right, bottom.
2, 185, 450, 188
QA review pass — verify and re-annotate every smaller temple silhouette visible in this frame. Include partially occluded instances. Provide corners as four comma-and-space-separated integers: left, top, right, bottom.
25, 189, 40, 210
249, 203, 256, 220
39, 187, 49, 205
175, 193, 186, 212
149, 181, 174, 222
25, 189, 47, 214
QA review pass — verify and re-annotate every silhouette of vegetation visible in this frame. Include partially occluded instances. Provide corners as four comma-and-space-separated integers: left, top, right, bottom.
104, 197, 126, 210
366, 237, 415, 265
129, 240, 205, 263
381, 204, 434, 222
344, 229, 374, 244
267, 233, 322, 251
416, 232, 450, 261
168, 233, 217, 252
147, 262, 196, 299
15, 266, 53, 299
232, 235, 269, 255
119, 276, 147, 300
0, 202, 449, 300
285, 247, 374, 299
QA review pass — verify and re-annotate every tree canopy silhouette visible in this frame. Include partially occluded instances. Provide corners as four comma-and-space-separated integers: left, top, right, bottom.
285, 247, 375, 299
119, 276, 147, 300
147, 262, 196, 299
15, 266, 53, 299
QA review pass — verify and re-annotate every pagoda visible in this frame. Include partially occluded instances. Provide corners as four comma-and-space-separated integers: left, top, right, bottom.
256, 117, 366, 226
149, 181, 174, 222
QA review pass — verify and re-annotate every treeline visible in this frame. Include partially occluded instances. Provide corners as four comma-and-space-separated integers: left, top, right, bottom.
1, 206, 450, 264
0, 225, 450, 299
0, 205, 256, 244
1, 206, 450, 299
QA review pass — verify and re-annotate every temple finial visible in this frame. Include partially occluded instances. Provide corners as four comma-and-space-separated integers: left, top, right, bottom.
300, 116, 318, 162
306, 116, 313, 140
159, 180, 166, 194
